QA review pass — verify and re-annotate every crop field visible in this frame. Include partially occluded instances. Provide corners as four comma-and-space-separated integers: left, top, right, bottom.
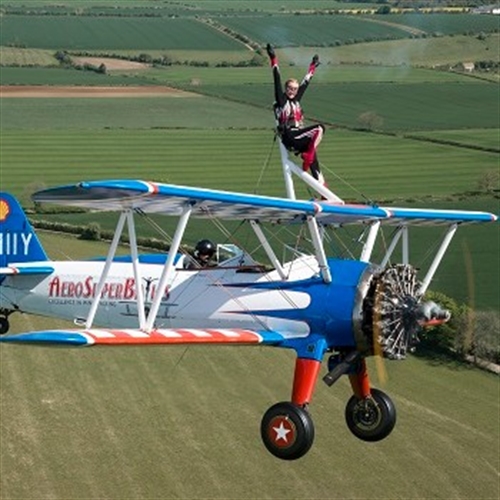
0, 67, 158, 87
322, 33, 500, 67
0, 47, 57, 67
221, 14, 411, 46
1, 129, 498, 200
3, 0, 366, 10
380, 13, 500, 35
2, 77, 497, 134
1, 64, 477, 87
190, 80, 499, 131
1, 16, 246, 51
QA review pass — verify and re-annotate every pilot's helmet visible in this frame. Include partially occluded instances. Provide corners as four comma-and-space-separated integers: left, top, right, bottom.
194, 239, 215, 258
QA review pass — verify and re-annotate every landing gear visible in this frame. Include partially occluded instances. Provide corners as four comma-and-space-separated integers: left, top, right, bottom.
345, 388, 396, 442
261, 402, 315, 460
0, 316, 10, 335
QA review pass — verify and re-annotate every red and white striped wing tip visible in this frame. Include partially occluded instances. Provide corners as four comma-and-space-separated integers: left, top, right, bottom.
0, 328, 285, 346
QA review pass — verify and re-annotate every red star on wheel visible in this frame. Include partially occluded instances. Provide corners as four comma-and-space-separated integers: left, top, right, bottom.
269, 417, 295, 447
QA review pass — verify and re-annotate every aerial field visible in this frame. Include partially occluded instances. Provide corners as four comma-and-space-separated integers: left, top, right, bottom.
0, 4, 499, 499
1, 276, 499, 499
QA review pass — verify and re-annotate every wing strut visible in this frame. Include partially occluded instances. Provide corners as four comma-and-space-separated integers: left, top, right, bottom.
418, 223, 458, 296
307, 216, 332, 283
127, 210, 147, 329
360, 221, 381, 263
85, 211, 127, 329
402, 225, 409, 264
380, 225, 405, 268
144, 203, 193, 332
250, 220, 287, 279
278, 141, 343, 203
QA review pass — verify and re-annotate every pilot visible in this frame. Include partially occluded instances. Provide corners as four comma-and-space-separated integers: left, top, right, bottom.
184, 239, 216, 270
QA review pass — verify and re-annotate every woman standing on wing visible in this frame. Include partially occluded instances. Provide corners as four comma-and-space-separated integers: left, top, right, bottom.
266, 43, 326, 187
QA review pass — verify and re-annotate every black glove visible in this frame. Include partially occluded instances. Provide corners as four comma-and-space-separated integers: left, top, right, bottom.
312, 54, 320, 67
266, 43, 275, 59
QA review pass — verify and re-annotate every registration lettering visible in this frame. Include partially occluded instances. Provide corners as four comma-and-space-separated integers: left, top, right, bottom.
0, 232, 33, 256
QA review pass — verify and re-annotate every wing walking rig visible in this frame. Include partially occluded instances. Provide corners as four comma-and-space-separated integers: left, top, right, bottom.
0, 145, 497, 460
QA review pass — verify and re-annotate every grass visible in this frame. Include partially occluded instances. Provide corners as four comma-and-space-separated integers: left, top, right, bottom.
1, 298, 499, 499
410, 128, 500, 150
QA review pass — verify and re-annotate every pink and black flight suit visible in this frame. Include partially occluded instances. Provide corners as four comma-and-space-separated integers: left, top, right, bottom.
269, 53, 326, 186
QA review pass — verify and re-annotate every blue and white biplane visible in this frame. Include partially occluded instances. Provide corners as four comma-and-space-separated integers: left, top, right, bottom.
0, 146, 497, 459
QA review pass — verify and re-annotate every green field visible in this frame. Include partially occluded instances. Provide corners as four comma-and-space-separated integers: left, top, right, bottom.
1, 129, 498, 200
1, 126, 497, 310
1, 277, 499, 498
1, 16, 247, 51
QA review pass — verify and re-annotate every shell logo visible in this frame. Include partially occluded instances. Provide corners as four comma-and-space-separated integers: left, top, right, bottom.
0, 199, 11, 222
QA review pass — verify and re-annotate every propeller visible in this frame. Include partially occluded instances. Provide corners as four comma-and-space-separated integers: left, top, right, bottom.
363, 264, 452, 382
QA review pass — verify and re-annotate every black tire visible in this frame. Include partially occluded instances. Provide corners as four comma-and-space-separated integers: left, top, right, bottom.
260, 402, 315, 460
345, 388, 396, 442
0, 317, 9, 335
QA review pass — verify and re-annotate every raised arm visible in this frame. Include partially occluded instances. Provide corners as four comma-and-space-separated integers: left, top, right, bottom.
296, 54, 320, 101
266, 44, 285, 108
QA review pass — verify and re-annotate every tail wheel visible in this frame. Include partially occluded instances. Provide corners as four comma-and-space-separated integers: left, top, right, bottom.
345, 388, 396, 442
260, 402, 315, 460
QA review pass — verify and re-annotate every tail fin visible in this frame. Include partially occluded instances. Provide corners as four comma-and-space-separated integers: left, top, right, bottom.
0, 193, 48, 267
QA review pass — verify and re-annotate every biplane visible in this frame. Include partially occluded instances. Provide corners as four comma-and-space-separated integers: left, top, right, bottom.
0, 144, 497, 460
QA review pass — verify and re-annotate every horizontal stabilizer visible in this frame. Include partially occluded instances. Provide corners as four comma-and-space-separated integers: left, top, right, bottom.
0, 265, 54, 276
0, 328, 286, 347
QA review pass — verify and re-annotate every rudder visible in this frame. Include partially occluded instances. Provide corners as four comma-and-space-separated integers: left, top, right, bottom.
0, 193, 48, 267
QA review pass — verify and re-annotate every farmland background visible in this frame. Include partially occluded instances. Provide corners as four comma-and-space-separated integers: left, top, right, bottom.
0, 2, 499, 499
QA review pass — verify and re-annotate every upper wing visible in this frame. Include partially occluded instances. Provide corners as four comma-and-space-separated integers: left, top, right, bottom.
0, 327, 288, 347
380, 206, 498, 226
32, 180, 498, 226
31, 180, 391, 225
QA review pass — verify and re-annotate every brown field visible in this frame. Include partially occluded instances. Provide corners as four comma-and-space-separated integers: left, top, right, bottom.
0, 85, 200, 98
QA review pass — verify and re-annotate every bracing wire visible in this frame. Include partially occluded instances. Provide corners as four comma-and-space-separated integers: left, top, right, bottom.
254, 133, 278, 195
319, 160, 374, 205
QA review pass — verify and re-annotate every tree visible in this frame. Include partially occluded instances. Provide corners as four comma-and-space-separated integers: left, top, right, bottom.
357, 111, 384, 130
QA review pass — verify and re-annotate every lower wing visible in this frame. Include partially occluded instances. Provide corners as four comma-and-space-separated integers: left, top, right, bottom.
0, 327, 288, 347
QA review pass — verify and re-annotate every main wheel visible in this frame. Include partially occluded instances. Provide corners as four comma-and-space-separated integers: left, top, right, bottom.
0, 317, 9, 335
345, 388, 396, 442
260, 402, 315, 460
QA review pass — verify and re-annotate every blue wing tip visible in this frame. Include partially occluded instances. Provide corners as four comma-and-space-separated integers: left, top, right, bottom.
0, 331, 90, 346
